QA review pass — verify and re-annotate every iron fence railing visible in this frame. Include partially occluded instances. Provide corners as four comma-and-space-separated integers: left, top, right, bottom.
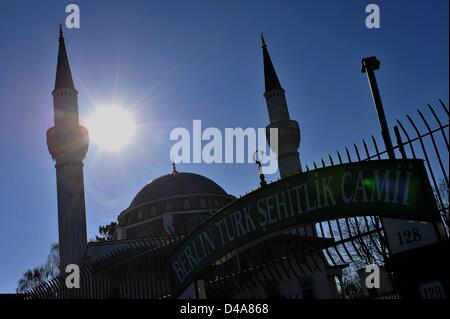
300, 100, 449, 271
205, 100, 449, 298
26, 100, 449, 299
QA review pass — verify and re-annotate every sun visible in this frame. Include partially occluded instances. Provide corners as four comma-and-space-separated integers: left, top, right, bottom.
86, 107, 136, 151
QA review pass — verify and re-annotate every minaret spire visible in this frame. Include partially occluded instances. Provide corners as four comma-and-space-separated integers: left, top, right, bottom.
261, 34, 282, 93
55, 25, 75, 90
261, 35, 301, 178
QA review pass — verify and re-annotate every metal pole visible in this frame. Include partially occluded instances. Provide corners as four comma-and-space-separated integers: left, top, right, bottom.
361, 56, 396, 160
361, 56, 394, 270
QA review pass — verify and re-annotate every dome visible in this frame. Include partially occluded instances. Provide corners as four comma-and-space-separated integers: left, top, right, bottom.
129, 172, 228, 208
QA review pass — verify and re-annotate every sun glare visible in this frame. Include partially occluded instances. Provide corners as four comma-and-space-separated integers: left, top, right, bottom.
86, 107, 136, 151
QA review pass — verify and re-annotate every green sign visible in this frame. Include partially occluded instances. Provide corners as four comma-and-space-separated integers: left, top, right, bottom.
170, 159, 440, 296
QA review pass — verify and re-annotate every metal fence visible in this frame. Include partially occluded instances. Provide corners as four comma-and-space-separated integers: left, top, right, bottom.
302, 100, 449, 269
207, 99, 449, 298
25, 237, 179, 299
26, 100, 449, 299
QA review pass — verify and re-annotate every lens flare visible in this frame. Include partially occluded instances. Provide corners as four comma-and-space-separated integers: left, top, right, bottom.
86, 107, 136, 151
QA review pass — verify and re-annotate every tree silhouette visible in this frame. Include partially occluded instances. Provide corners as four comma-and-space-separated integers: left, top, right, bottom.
95, 222, 117, 241
17, 243, 59, 293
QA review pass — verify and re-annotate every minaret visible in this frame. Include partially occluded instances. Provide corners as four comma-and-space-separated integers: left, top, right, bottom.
261, 34, 301, 178
47, 26, 89, 271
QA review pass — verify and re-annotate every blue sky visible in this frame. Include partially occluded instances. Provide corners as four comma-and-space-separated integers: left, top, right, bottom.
0, 0, 448, 292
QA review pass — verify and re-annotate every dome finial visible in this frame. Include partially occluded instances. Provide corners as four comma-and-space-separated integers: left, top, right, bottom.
253, 150, 267, 188
172, 161, 178, 174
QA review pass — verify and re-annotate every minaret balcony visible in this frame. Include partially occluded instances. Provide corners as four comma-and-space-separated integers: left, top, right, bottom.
265, 120, 300, 147
47, 125, 89, 163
